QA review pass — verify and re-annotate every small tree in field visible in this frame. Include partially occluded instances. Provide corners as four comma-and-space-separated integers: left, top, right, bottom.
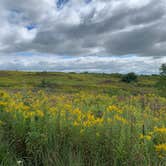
159, 63, 166, 76
121, 72, 138, 83
156, 63, 166, 97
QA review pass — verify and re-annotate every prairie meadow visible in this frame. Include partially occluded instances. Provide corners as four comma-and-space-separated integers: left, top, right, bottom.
0, 71, 165, 165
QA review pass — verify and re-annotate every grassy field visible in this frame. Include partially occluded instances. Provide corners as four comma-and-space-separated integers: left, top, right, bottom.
0, 71, 159, 94
0, 71, 166, 165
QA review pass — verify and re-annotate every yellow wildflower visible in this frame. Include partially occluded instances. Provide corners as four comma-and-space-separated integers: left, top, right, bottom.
145, 135, 152, 141
49, 107, 57, 115
114, 115, 128, 124
140, 134, 152, 141
0, 101, 7, 107
83, 121, 91, 127
87, 113, 95, 121
155, 144, 166, 152
95, 118, 104, 124
73, 108, 82, 115
0, 91, 9, 98
73, 121, 79, 126
154, 127, 166, 133
22, 105, 30, 111
25, 111, 35, 119
36, 110, 44, 117
107, 105, 122, 114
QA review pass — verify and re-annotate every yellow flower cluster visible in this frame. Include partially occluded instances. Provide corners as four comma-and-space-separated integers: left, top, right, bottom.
155, 144, 166, 158
154, 127, 166, 133
72, 110, 104, 127
107, 105, 123, 114
155, 144, 166, 152
0, 89, 166, 162
83, 113, 104, 127
114, 115, 128, 124
140, 134, 152, 141
0, 101, 7, 108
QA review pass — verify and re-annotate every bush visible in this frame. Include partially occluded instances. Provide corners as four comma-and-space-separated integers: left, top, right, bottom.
121, 72, 138, 83
38, 79, 52, 88
156, 63, 166, 97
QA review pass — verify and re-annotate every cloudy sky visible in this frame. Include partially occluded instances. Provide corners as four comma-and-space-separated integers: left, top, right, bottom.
0, 0, 166, 74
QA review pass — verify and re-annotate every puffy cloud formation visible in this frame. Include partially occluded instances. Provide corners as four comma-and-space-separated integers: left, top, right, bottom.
0, 0, 166, 56
0, 0, 166, 73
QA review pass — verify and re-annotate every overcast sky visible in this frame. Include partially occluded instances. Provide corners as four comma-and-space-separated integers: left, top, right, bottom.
0, 0, 166, 74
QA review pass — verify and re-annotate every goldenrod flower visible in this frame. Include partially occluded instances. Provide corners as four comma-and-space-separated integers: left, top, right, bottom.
107, 105, 123, 114
140, 134, 152, 141
73, 121, 79, 126
154, 127, 166, 133
0, 101, 7, 108
36, 110, 44, 117
155, 144, 166, 152
114, 115, 128, 124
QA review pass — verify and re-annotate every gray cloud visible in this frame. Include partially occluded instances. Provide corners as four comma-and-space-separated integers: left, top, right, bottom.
0, 0, 166, 58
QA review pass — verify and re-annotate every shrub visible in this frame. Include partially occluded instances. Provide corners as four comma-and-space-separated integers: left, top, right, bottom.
156, 63, 166, 97
38, 79, 51, 88
121, 72, 138, 83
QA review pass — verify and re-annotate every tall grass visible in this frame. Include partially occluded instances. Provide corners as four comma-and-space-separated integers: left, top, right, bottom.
0, 90, 166, 165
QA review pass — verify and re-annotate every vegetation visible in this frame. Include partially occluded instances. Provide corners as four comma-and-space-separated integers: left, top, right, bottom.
121, 72, 138, 83
156, 63, 166, 97
0, 71, 158, 95
159, 64, 166, 76
0, 70, 165, 165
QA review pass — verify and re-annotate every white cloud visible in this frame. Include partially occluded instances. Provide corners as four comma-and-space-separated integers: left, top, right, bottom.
0, 0, 166, 73
0, 53, 165, 74
0, 0, 166, 57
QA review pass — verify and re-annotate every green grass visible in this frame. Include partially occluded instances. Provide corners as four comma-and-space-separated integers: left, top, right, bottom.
0, 71, 159, 95
0, 71, 165, 166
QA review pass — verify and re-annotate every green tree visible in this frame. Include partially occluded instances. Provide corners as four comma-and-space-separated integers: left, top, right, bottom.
156, 63, 166, 97
121, 72, 138, 83
159, 63, 166, 76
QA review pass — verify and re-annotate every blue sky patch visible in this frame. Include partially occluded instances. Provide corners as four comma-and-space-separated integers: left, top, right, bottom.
26, 24, 36, 30
56, 0, 69, 8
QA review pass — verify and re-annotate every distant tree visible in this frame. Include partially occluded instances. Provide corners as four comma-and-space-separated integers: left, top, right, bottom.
156, 63, 166, 97
121, 72, 138, 83
159, 63, 166, 76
